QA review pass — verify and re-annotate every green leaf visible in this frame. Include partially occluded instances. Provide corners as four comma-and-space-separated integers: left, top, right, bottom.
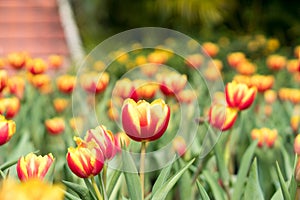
0, 159, 18, 171
152, 156, 175, 195
203, 170, 226, 200
289, 155, 298, 200
62, 180, 91, 200
107, 168, 122, 198
122, 150, 142, 200
84, 178, 98, 200
196, 180, 210, 200
214, 140, 230, 185
275, 162, 291, 200
232, 141, 257, 200
244, 158, 264, 200
152, 158, 195, 200
178, 158, 193, 200
64, 191, 82, 200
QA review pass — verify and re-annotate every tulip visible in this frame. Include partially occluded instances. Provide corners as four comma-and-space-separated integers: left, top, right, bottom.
7, 75, 25, 99
236, 61, 256, 76
185, 54, 203, 69
53, 98, 69, 113
250, 75, 274, 92
251, 128, 277, 148
66, 137, 104, 178
227, 52, 246, 68
17, 153, 54, 181
264, 90, 277, 104
225, 81, 257, 110
158, 72, 187, 96
26, 58, 47, 75
202, 42, 219, 57
139, 64, 159, 77
56, 75, 76, 94
113, 78, 138, 102
251, 129, 264, 147
7, 52, 28, 69
69, 117, 83, 134
121, 98, 170, 142
287, 59, 299, 73
208, 103, 238, 131
295, 158, 300, 182
0, 115, 16, 145
266, 54, 286, 70
85, 125, 116, 161
45, 117, 65, 135
172, 136, 186, 156
177, 90, 197, 104
80, 72, 109, 94
291, 115, 300, 133
0, 70, 7, 93
48, 54, 63, 69
0, 97, 20, 119
134, 80, 158, 100
114, 132, 130, 152
147, 51, 168, 64
29, 74, 51, 90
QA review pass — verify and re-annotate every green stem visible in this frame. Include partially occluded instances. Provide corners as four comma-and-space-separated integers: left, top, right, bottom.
102, 163, 107, 189
140, 141, 147, 200
90, 176, 103, 200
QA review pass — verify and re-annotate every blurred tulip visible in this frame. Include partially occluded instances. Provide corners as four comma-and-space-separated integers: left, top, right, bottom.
291, 115, 300, 133
204, 67, 221, 81
56, 75, 76, 94
134, 80, 158, 100
210, 59, 223, 71
140, 64, 159, 77
208, 103, 238, 131
0, 70, 7, 93
266, 54, 286, 70
29, 74, 51, 90
147, 51, 168, 64
17, 153, 54, 181
0, 115, 16, 145
250, 75, 274, 92
202, 42, 219, 57
264, 105, 273, 117
53, 98, 69, 113
279, 88, 300, 104
113, 78, 138, 102
135, 55, 147, 66
294, 45, 300, 58
177, 90, 197, 104
0, 58, 6, 69
227, 52, 246, 68
251, 128, 277, 148
0, 178, 65, 200
236, 61, 256, 75
0, 97, 20, 119
114, 132, 131, 152
7, 75, 25, 99
80, 72, 109, 94
158, 72, 187, 96
286, 59, 299, 73
85, 125, 116, 161
45, 117, 65, 135
233, 75, 251, 86
264, 90, 277, 104
26, 58, 47, 75
225, 81, 257, 110
121, 98, 170, 142
48, 54, 63, 69
7, 52, 28, 69
69, 117, 83, 133
66, 137, 104, 178
251, 129, 264, 147
294, 134, 300, 155
172, 136, 186, 156
185, 54, 203, 69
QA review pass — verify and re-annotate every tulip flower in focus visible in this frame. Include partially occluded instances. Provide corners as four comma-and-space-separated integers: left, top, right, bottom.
208, 103, 238, 131
66, 137, 104, 178
121, 98, 170, 142
80, 72, 109, 94
56, 75, 76, 94
0, 115, 16, 145
0, 70, 7, 93
225, 81, 257, 111
0, 178, 65, 200
45, 117, 65, 135
26, 58, 48, 75
17, 153, 54, 181
85, 125, 116, 161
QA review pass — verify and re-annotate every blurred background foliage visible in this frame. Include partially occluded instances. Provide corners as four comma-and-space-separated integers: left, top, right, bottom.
71, 0, 300, 51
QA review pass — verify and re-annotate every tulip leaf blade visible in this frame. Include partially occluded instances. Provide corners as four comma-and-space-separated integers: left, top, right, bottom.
196, 180, 210, 200
203, 170, 226, 200
122, 150, 142, 200
275, 161, 291, 200
62, 180, 91, 200
64, 191, 82, 200
244, 158, 264, 200
152, 155, 176, 195
232, 140, 257, 200
152, 158, 195, 200
107, 167, 122, 198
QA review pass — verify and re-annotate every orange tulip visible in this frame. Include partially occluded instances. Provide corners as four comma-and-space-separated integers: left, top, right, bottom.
0, 115, 16, 145
7, 75, 25, 99
17, 153, 54, 181
134, 80, 158, 100
225, 81, 257, 110
177, 90, 197, 104
0, 70, 7, 93
227, 52, 246, 68
202, 42, 219, 57
266, 54, 286, 70
66, 137, 104, 178
29, 74, 51, 90
26, 58, 47, 75
291, 115, 300, 133
113, 78, 138, 102
185, 54, 203, 69
56, 75, 76, 94
250, 75, 274, 92
7, 52, 29, 69
236, 61, 256, 75
251, 128, 277, 148
208, 103, 238, 131
53, 98, 69, 113
45, 118, 65, 135
121, 98, 170, 142
48, 54, 63, 69
0, 97, 20, 119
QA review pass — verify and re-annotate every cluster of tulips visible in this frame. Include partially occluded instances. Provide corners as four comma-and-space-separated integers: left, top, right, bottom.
0, 33, 300, 200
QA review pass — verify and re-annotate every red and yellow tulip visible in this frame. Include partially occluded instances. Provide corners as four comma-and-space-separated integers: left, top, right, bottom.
225, 81, 257, 110
121, 98, 170, 142
80, 72, 109, 94
17, 153, 54, 181
26, 58, 48, 75
45, 117, 65, 135
56, 75, 76, 94
0, 115, 16, 145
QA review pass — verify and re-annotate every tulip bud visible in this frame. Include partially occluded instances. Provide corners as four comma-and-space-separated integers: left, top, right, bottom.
0, 115, 16, 145
202, 42, 219, 57
53, 98, 69, 113
0, 97, 20, 119
45, 117, 65, 135
66, 137, 104, 178
56, 75, 76, 94
208, 103, 238, 131
17, 153, 54, 181
48, 54, 63, 69
121, 98, 170, 142
7, 52, 28, 69
157, 72, 187, 96
172, 136, 186, 156
80, 72, 109, 94
85, 125, 116, 161
266, 54, 286, 70
251, 129, 264, 147
7, 75, 25, 99
225, 81, 257, 110
26, 58, 47, 75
